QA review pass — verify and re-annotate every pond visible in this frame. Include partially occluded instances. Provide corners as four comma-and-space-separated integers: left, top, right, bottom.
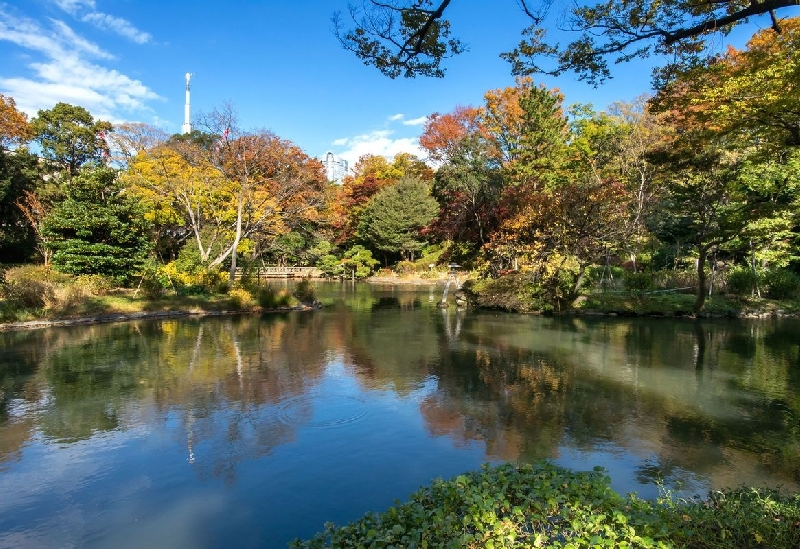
1, 282, 799, 548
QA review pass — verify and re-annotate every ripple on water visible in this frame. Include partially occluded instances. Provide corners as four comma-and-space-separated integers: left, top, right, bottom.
278, 394, 368, 429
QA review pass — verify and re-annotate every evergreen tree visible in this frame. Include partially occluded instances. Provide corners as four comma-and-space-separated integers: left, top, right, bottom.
358, 177, 440, 261
42, 167, 152, 284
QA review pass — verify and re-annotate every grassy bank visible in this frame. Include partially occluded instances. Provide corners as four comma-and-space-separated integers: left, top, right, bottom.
291, 462, 800, 549
463, 273, 800, 318
0, 265, 317, 328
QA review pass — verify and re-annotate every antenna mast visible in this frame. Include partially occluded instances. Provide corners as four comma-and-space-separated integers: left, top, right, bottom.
181, 72, 193, 134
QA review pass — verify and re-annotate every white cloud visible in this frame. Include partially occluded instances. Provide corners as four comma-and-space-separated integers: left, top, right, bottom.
50, 18, 114, 59
388, 113, 404, 121
332, 129, 427, 169
402, 116, 428, 126
82, 12, 152, 44
0, 8, 160, 120
53, 0, 96, 14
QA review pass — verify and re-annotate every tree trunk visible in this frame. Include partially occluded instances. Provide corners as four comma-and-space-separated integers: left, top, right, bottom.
694, 245, 708, 313
572, 263, 587, 297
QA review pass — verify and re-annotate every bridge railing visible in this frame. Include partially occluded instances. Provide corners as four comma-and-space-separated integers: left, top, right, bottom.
234, 266, 323, 279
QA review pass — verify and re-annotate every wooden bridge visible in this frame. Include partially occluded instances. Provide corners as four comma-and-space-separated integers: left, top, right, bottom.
236, 266, 322, 279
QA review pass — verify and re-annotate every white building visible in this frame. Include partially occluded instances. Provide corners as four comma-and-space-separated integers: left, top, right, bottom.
322, 151, 349, 183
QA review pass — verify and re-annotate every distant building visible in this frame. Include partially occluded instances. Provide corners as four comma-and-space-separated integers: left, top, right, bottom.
322, 151, 348, 183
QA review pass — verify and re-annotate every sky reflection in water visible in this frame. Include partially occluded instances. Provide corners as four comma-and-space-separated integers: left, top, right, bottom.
1, 282, 799, 548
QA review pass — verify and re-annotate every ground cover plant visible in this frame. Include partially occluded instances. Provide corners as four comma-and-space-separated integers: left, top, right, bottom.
291, 462, 800, 549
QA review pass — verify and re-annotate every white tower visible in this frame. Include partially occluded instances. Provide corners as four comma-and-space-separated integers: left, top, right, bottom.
181, 72, 192, 134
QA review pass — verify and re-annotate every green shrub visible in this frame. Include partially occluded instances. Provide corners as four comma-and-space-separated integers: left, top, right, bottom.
291, 462, 800, 549
725, 266, 759, 296
137, 260, 169, 299
762, 268, 800, 300
293, 277, 316, 303
256, 286, 294, 309
624, 270, 653, 293
651, 270, 696, 291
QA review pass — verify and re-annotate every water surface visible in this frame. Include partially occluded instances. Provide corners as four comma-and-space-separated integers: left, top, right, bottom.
1, 282, 799, 548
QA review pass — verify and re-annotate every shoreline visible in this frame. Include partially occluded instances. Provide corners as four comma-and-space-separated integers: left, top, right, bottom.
0, 304, 319, 332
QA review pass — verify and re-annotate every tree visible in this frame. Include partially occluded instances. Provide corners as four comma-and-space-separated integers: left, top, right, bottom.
106, 122, 168, 168
329, 153, 432, 246
42, 167, 152, 283
419, 104, 482, 164
430, 133, 502, 249
0, 94, 32, 151
125, 142, 231, 264
0, 149, 40, 262
342, 245, 380, 279
648, 139, 750, 312
196, 104, 327, 280
357, 177, 440, 261
30, 103, 112, 177
651, 17, 800, 150
335, 1, 800, 83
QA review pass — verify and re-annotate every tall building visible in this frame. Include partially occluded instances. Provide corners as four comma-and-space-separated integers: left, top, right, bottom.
322, 151, 349, 183
181, 72, 192, 135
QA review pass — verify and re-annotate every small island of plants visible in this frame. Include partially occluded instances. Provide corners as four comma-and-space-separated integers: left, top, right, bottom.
291, 461, 800, 549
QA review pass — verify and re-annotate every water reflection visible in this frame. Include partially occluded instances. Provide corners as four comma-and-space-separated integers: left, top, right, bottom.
1, 285, 799, 548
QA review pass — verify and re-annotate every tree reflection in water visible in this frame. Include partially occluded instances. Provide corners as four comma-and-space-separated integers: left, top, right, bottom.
1, 286, 799, 548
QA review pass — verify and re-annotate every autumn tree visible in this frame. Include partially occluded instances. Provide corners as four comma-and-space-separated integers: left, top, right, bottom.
0, 94, 32, 151
0, 95, 38, 260
651, 16, 800, 150
1, 150, 41, 262
330, 152, 432, 246
605, 97, 670, 266
30, 103, 112, 177
125, 141, 231, 264
648, 19, 800, 308
647, 136, 751, 311
196, 104, 327, 280
419, 105, 482, 165
334, 1, 799, 83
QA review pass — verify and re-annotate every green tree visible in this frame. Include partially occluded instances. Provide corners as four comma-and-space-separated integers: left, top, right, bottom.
30, 103, 112, 177
335, 1, 798, 83
0, 149, 40, 262
342, 245, 380, 279
648, 142, 750, 312
42, 167, 152, 284
358, 177, 440, 261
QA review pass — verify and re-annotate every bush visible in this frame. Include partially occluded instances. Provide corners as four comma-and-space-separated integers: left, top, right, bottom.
137, 260, 169, 300
256, 286, 295, 309
652, 270, 696, 292
624, 270, 653, 293
726, 266, 759, 296
293, 277, 315, 303
227, 286, 256, 309
72, 274, 113, 296
762, 268, 800, 300
0, 265, 60, 310
291, 462, 800, 549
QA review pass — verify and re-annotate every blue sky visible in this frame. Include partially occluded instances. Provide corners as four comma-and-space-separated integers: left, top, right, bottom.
0, 1, 776, 168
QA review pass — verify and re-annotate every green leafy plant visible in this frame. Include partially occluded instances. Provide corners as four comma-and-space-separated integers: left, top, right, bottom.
725, 266, 759, 296
761, 268, 800, 300
291, 462, 800, 549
